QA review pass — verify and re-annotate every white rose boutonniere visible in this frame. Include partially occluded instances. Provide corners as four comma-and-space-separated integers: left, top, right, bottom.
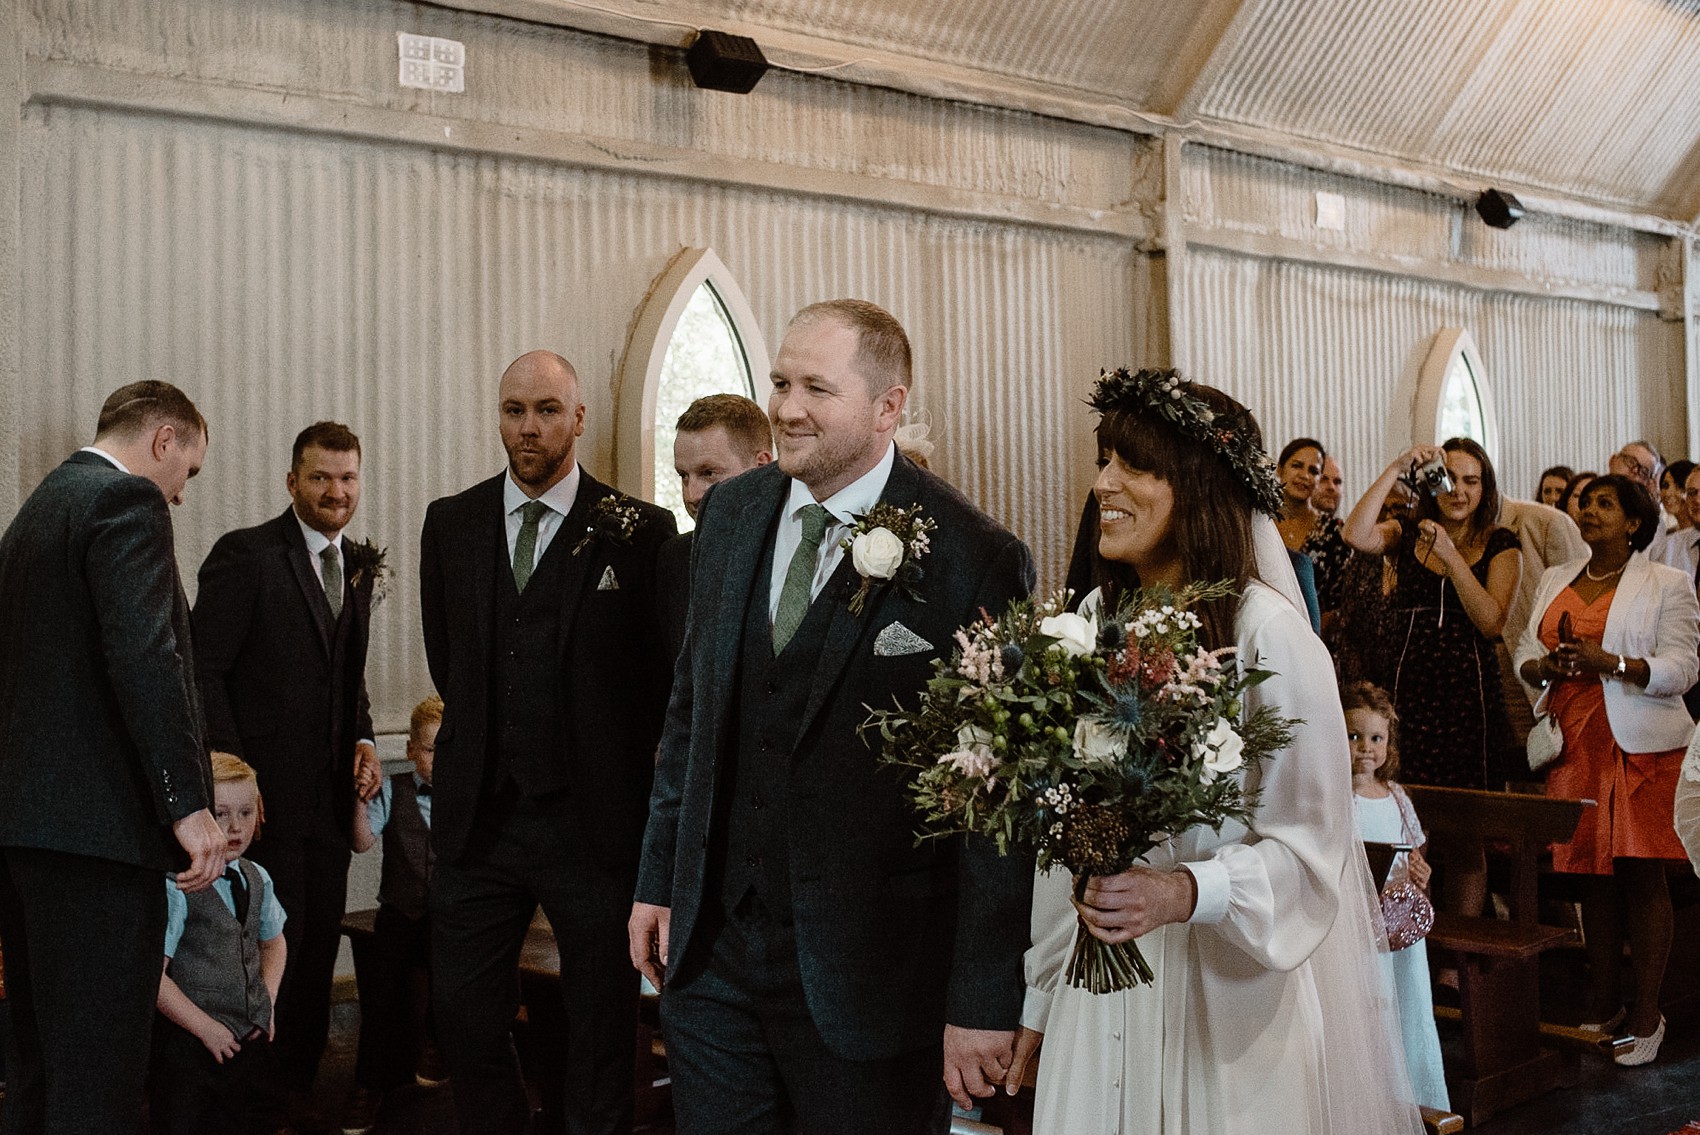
1192, 717, 1245, 783
840, 502, 936, 615
852, 527, 904, 580
1039, 611, 1098, 658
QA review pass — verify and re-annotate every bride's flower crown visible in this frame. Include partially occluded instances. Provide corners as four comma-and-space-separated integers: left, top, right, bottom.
1088, 367, 1285, 518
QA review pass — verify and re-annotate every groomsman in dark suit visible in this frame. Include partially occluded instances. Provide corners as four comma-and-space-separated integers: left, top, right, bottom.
0, 381, 224, 1135
420, 350, 676, 1135
192, 420, 382, 1103
657, 393, 773, 659
630, 300, 1036, 1135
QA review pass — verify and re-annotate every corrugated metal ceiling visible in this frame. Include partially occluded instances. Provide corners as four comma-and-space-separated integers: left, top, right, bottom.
588, 0, 1700, 221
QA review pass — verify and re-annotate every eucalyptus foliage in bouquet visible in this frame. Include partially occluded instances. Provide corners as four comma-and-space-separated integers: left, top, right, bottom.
863, 582, 1297, 993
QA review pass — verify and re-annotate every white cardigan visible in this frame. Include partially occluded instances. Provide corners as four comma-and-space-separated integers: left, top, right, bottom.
1513, 551, 1700, 754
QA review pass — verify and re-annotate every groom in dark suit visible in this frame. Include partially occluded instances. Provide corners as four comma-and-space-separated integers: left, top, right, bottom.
630, 300, 1036, 1135
0, 381, 224, 1134
192, 420, 381, 1103
420, 350, 676, 1135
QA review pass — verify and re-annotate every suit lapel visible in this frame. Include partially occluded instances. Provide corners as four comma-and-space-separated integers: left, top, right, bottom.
467, 476, 506, 660
709, 471, 787, 686
552, 472, 608, 653
280, 512, 334, 658
796, 454, 923, 739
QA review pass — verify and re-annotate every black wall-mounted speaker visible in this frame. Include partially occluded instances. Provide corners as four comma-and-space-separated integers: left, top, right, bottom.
686, 30, 769, 94
1475, 189, 1526, 229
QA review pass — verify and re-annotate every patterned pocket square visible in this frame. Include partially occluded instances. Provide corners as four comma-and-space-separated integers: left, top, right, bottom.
874, 621, 932, 657
596, 566, 619, 591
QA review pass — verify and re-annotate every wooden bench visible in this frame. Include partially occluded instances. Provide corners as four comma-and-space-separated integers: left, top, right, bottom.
1403, 786, 1591, 1125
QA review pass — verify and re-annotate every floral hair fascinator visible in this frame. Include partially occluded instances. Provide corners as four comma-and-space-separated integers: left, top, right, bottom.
1087, 367, 1284, 518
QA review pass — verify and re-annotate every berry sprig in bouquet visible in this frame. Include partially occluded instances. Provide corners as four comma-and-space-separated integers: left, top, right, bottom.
863, 582, 1296, 993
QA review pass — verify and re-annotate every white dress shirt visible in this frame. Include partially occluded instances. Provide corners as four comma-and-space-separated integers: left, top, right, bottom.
768, 443, 896, 622
502, 464, 581, 567
79, 445, 129, 473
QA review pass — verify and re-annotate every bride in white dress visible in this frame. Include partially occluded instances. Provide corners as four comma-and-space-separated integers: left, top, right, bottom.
1008, 372, 1423, 1135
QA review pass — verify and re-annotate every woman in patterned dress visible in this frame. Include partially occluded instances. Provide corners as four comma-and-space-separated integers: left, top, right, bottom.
1342, 438, 1521, 916
1275, 438, 1352, 625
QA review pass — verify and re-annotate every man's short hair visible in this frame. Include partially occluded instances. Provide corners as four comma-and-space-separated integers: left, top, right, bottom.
675, 395, 771, 462
292, 421, 361, 470
410, 695, 445, 741
95, 381, 207, 445
791, 299, 912, 393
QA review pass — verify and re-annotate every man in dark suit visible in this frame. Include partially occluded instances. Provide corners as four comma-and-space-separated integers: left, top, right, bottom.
420, 350, 677, 1135
192, 420, 382, 1103
0, 381, 224, 1135
657, 393, 773, 659
629, 300, 1036, 1135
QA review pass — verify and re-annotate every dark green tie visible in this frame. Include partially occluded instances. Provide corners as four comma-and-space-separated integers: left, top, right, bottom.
319, 544, 343, 619
513, 500, 548, 594
773, 504, 832, 654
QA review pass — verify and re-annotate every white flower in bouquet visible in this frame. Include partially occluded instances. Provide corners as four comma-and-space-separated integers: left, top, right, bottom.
1192, 717, 1245, 782
1072, 718, 1122, 765
939, 748, 998, 778
851, 527, 904, 580
1038, 610, 1097, 657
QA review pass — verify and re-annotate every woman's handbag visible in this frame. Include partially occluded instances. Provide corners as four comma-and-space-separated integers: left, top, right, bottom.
1527, 683, 1564, 772
1381, 789, 1435, 951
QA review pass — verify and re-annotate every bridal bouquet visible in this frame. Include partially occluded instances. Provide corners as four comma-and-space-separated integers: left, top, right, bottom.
863, 583, 1296, 993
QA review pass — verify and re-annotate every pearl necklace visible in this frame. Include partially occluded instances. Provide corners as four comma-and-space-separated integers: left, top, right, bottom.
1584, 562, 1627, 582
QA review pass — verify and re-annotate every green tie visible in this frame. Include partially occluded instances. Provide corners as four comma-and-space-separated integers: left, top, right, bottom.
319, 544, 343, 619
513, 500, 549, 594
773, 504, 832, 654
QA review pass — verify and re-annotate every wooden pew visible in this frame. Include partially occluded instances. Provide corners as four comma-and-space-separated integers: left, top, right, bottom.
1404, 786, 1591, 1126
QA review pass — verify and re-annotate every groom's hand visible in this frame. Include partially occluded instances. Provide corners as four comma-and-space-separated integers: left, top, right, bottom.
943, 1025, 1014, 1110
628, 902, 671, 990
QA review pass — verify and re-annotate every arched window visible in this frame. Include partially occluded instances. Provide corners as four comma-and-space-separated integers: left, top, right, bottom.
616, 248, 769, 530
1414, 328, 1498, 459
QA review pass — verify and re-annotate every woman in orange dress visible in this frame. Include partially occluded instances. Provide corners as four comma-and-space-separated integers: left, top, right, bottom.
1516, 474, 1700, 1066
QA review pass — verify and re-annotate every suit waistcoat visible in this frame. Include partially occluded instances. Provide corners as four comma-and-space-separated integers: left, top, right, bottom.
169, 858, 270, 1036
716, 537, 840, 921
488, 532, 571, 796
378, 773, 433, 920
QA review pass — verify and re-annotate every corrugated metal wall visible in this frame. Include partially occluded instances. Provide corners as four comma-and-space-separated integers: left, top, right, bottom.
17, 101, 1136, 731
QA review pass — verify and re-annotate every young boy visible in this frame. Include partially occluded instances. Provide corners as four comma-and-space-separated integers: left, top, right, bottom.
151, 753, 288, 1134
343, 695, 441, 1131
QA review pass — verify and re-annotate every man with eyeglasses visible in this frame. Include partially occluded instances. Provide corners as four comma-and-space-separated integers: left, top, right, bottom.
1609, 441, 1679, 567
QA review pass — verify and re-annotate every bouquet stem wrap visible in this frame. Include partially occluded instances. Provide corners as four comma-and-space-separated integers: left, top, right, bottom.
1068, 873, 1155, 992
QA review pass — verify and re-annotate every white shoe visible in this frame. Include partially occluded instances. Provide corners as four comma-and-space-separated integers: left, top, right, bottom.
1614, 1016, 1665, 1066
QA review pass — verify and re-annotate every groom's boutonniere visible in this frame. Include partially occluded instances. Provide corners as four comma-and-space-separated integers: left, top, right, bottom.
840, 503, 936, 616
573, 495, 644, 557
345, 538, 391, 605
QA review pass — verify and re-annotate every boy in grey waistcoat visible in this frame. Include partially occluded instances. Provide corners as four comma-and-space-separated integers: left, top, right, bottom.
151, 753, 288, 1134
343, 695, 440, 1130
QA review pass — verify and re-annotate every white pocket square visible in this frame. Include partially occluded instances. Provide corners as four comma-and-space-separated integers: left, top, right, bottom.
596, 566, 619, 591
874, 621, 932, 657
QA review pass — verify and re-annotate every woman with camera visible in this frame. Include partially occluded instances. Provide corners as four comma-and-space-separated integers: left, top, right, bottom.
1343, 440, 1521, 914
1514, 474, 1698, 1064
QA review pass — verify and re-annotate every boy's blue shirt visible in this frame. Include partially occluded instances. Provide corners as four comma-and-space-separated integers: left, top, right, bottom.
365, 771, 432, 838
163, 856, 286, 958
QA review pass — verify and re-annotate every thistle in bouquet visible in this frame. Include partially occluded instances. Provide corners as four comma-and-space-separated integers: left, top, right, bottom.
865, 582, 1297, 993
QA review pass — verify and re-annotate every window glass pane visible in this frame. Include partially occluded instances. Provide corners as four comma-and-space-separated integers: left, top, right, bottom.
653, 282, 755, 530
1438, 353, 1487, 449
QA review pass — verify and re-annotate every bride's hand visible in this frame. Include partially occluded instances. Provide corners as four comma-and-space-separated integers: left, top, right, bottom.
1005, 1026, 1043, 1096
1075, 866, 1197, 943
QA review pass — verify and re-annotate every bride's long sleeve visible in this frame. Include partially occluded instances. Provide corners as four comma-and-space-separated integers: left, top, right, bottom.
1020, 865, 1077, 1032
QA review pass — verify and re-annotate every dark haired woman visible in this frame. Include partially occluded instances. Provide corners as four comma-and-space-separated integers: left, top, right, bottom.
1276, 438, 1351, 623
1515, 474, 1698, 1064
1342, 441, 1521, 914
1011, 371, 1420, 1135
1558, 470, 1598, 526
1537, 464, 1575, 508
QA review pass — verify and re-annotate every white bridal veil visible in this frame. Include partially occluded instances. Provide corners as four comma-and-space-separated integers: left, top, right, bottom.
1253, 511, 1426, 1135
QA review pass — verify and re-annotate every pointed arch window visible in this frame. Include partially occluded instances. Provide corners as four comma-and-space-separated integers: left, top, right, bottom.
1415, 328, 1498, 460
616, 249, 770, 529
